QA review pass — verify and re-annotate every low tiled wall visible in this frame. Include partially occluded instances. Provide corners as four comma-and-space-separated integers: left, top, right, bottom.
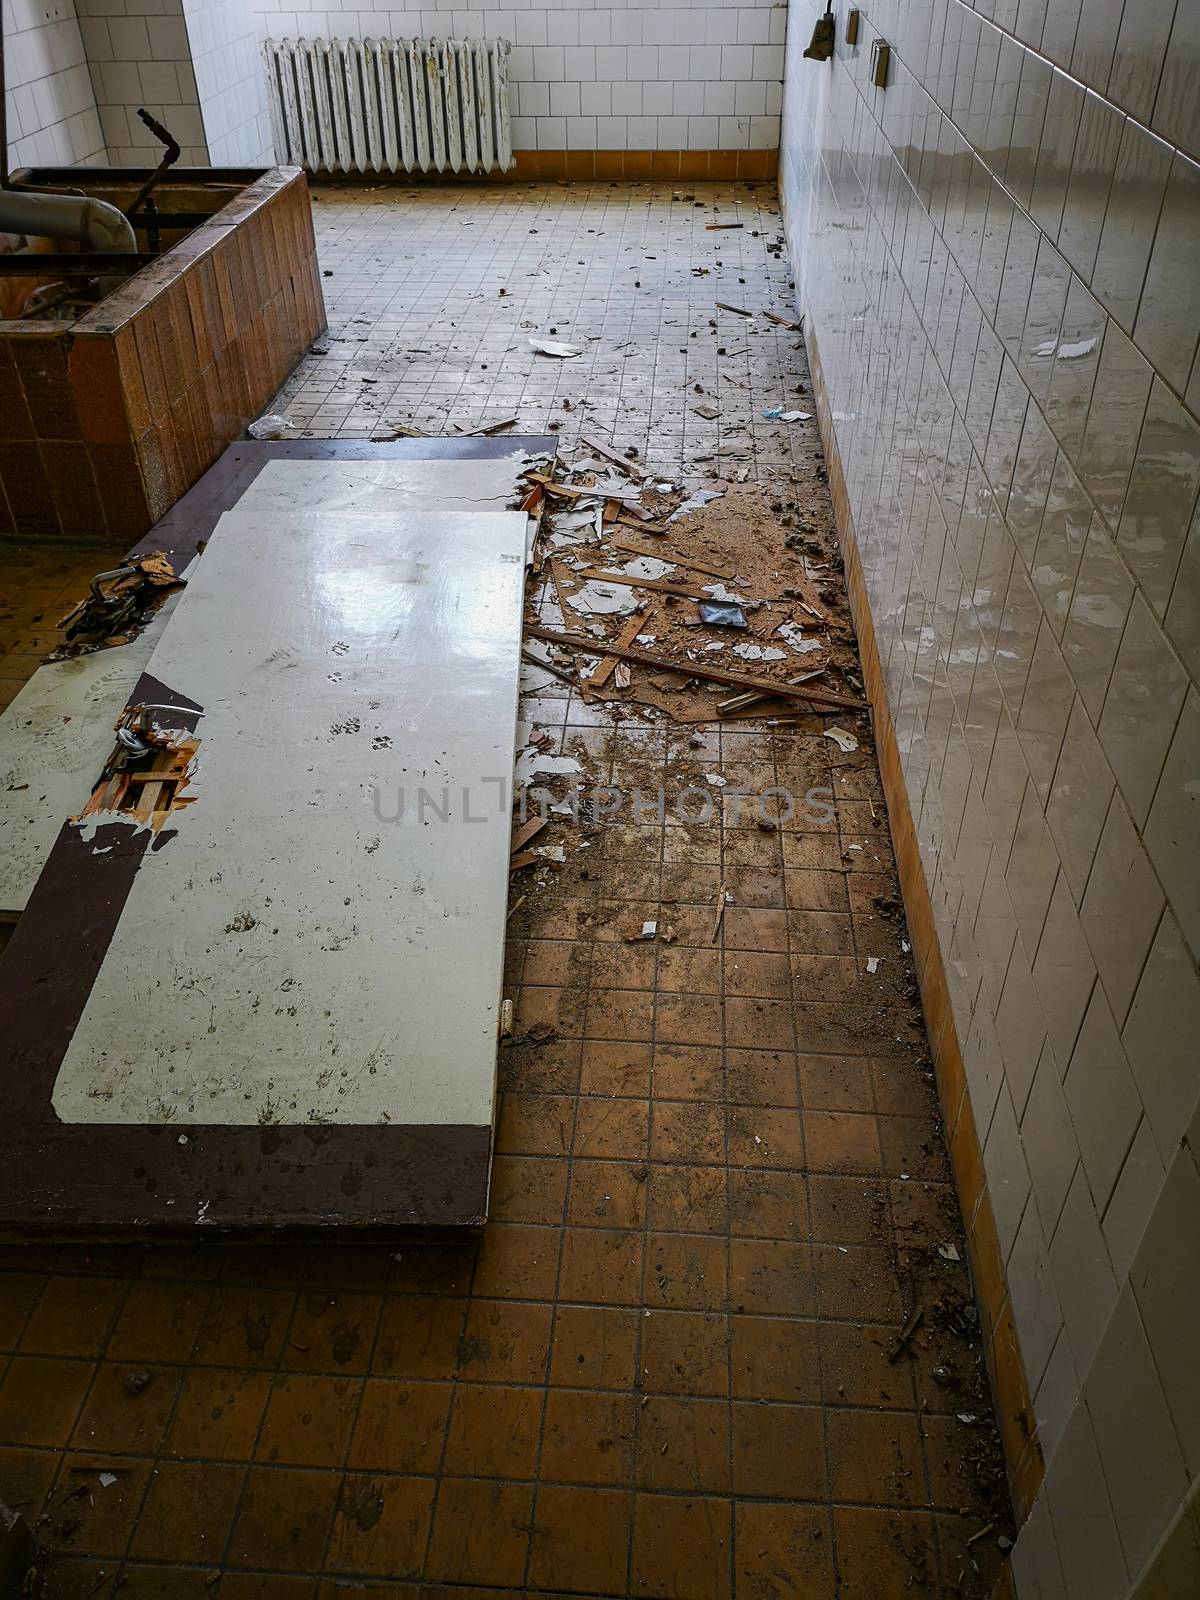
781, 2, 1200, 1596
0, 167, 325, 542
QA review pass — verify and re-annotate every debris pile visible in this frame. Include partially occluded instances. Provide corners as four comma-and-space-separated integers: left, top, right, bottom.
53, 551, 184, 657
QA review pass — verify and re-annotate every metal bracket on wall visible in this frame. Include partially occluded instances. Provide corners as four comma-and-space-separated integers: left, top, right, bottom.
846, 10, 860, 46
871, 39, 891, 88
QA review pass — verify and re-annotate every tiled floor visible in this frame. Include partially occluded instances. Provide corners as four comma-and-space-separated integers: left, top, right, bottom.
0, 183, 1010, 1598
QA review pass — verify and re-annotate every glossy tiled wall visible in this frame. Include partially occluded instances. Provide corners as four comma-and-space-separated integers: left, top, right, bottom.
3, 0, 105, 168
253, 0, 787, 154
780, 1, 1200, 1594
182, 0, 273, 165
76, 0, 207, 164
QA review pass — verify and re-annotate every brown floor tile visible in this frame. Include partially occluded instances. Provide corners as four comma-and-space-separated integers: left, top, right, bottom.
725, 1047, 798, 1106
191, 1287, 295, 1367
652, 1043, 724, 1100
799, 1053, 876, 1111
645, 1234, 728, 1312
0, 1273, 43, 1351
496, 1092, 574, 1157
0, 1356, 94, 1446
654, 993, 723, 1046
574, 1096, 650, 1159
580, 1040, 654, 1096
528, 1483, 632, 1593
425, 1478, 533, 1586
727, 1105, 805, 1168
640, 1310, 729, 1396
734, 1502, 835, 1598
803, 1109, 883, 1174
832, 1505, 938, 1592
540, 1390, 637, 1486
819, 1322, 916, 1410
72, 1363, 181, 1455
647, 1163, 728, 1234
20, 1281, 120, 1365
488, 1155, 569, 1225
255, 1374, 362, 1467
470, 1227, 559, 1302
104, 1284, 211, 1365
585, 988, 655, 1042
167, 1369, 271, 1461
731, 1400, 826, 1499
559, 1228, 643, 1306
569, 1159, 649, 1230
651, 1100, 725, 1164
325, 1474, 435, 1578
443, 1383, 544, 1478
636, 1396, 730, 1491
345, 1380, 451, 1473
729, 1239, 813, 1317
630, 1493, 731, 1599
550, 1306, 640, 1391
228, 1466, 340, 1570
730, 1316, 820, 1403
372, 1297, 468, 1379
827, 1408, 926, 1506
129, 1460, 245, 1564
812, 1244, 904, 1322
727, 1168, 808, 1239
456, 1299, 554, 1384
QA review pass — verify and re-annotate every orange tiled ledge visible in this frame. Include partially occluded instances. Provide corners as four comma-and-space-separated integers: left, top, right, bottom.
804, 322, 1045, 1548
390, 149, 779, 183
0, 167, 326, 543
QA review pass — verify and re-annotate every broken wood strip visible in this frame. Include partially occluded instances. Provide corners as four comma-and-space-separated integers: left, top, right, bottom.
710, 881, 729, 944
524, 473, 639, 504
887, 1306, 924, 1363
510, 850, 540, 871
573, 567, 714, 601
578, 434, 646, 480
608, 536, 736, 579
764, 310, 803, 330
520, 649, 578, 688
525, 626, 866, 709
587, 607, 649, 689
511, 816, 549, 853
612, 512, 670, 535
706, 222, 744, 230
454, 416, 518, 437
715, 301, 752, 317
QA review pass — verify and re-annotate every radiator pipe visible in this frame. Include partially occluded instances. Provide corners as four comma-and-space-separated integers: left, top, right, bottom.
0, 189, 137, 254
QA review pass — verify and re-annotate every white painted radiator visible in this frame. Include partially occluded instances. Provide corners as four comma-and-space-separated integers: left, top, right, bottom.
262, 37, 514, 176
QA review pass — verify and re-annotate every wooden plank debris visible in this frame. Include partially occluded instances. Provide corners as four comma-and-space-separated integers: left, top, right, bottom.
578, 435, 646, 480
511, 816, 548, 853
526, 625, 865, 708
573, 567, 715, 601
715, 302, 752, 317
609, 536, 736, 579
588, 608, 649, 689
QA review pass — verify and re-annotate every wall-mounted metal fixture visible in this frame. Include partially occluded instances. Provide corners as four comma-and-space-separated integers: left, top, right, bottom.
845, 10, 860, 46
803, 8, 836, 62
870, 38, 891, 88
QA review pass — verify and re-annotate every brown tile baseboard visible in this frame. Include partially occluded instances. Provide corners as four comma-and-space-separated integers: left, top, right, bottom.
803, 320, 1045, 1535
378, 149, 778, 183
